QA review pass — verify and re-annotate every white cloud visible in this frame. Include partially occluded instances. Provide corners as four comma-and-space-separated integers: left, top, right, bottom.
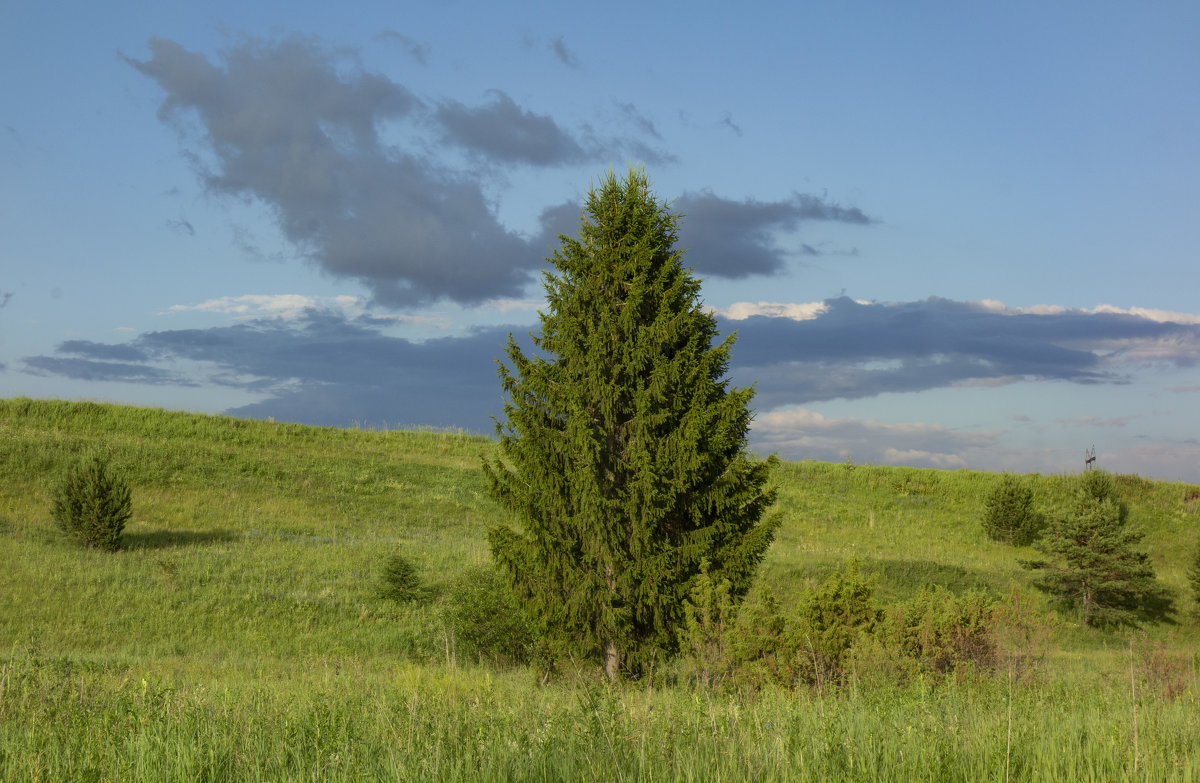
717, 301, 828, 321
751, 406, 1000, 469
975, 299, 1200, 325
1055, 415, 1136, 428
168, 294, 335, 319
164, 294, 448, 328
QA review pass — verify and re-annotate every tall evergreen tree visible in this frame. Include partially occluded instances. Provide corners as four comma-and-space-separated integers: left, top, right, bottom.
483, 169, 780, 679
1023, 471, 1171, 627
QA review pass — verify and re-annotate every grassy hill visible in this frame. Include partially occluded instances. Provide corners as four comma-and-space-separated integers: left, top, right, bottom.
2, 397, 1198, 780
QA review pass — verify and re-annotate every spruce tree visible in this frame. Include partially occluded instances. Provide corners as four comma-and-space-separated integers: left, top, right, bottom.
483, 169, 780, 679
1023, 471, 1170, 627
981, 473, 1041, 546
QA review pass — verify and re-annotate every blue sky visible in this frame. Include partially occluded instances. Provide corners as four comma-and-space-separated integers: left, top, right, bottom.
3, 1, 1200, 481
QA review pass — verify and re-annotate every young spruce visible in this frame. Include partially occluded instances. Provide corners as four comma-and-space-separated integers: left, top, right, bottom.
484, 169, 780, 680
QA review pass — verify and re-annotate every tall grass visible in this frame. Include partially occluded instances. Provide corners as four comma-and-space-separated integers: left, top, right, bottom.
3, 654, 1198, 781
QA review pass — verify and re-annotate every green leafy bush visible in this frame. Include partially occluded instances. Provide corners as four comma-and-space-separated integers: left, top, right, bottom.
880, 586, 998, 674
50, 454, 131, 552
681, 560, 882, 691
982, 473, 1042, 545
440, 564, 536, 667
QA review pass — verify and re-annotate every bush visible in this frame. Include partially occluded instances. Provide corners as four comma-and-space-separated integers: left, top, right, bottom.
725, 585, 790, 690
440, 564, 536, 667
50, 454, 131, 552
678, 562, 736, 688
790, 560, 881, 688
1187, 538, 1200, 612
378, 543, 424, 602
982, 473, 1042, 545
881, 586, 998, 674
680, 560, 882, 691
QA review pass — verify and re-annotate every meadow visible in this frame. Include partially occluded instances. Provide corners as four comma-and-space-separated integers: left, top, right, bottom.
2, 397, 1198, 781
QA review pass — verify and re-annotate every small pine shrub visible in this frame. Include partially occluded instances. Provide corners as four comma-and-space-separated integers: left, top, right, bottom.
790, 559, 882, 688
982, 473, 1042, 546
881, 586, 999, 674
1187, 538, 1200, 612
50, 454, 131, 552
378, 543, 424, 602
678, 561, 737, 688
725, 585, 790, 690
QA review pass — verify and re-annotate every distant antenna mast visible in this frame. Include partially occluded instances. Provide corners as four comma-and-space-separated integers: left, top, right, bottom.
1084, 445, 1096, 471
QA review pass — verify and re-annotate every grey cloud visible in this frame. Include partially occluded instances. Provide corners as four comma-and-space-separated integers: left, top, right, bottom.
57, 340, 151, 362
726, 297, 1200, 408
529, 190, 870, 278
720, 112, 743, 138
22, 309, 520, 431
533, 201, 584, 252
674, 192, 874, 277
22, 356, 185, 385
376, 30, 429, 64
614, 101, 661, 140
550, 36, 580, 68
166, 217, 194, 236
20, 298, 1200, 444
126, 36, 541, 306
436, 90, 588, 165
125, 35, 693, 306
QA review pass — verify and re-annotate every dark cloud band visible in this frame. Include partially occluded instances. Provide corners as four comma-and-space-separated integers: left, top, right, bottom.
19, 297, 1199, 434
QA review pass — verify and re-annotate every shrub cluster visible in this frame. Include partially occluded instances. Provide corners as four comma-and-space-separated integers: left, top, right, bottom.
50, 454, 132, 552
679, 561, 1003, 692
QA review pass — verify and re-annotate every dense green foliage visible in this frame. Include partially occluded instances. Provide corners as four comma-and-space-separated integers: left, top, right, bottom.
1025, 471, 1172, 627
679, 561, 1003, 691
1188, 537, 1200, 610
484, 170, 779, 679
439, 564, 536, 668
3, 398, 1200, 780
50, 453, 132, 551
982, 472, 1042, 545
378, 543, 424, 603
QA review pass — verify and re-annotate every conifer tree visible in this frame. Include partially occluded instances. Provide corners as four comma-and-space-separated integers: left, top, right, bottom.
483, 169, 780, 679
981, 473, 1041, 546
1187, 537, 1200, 612
1023, 471, 1170, 627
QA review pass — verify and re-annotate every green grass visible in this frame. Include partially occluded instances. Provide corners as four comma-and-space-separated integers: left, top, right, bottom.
2, 397, 1199, 780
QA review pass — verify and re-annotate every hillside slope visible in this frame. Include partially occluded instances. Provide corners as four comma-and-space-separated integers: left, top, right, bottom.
2, 396, 1197, 668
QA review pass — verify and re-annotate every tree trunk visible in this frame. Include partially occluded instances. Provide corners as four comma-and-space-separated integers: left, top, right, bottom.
605, 638, 619, 681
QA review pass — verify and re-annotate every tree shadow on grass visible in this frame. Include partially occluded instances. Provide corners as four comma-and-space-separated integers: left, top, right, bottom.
123, 529, 238, 550
776, 558, 1000, 602
870, 558, 999, 599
